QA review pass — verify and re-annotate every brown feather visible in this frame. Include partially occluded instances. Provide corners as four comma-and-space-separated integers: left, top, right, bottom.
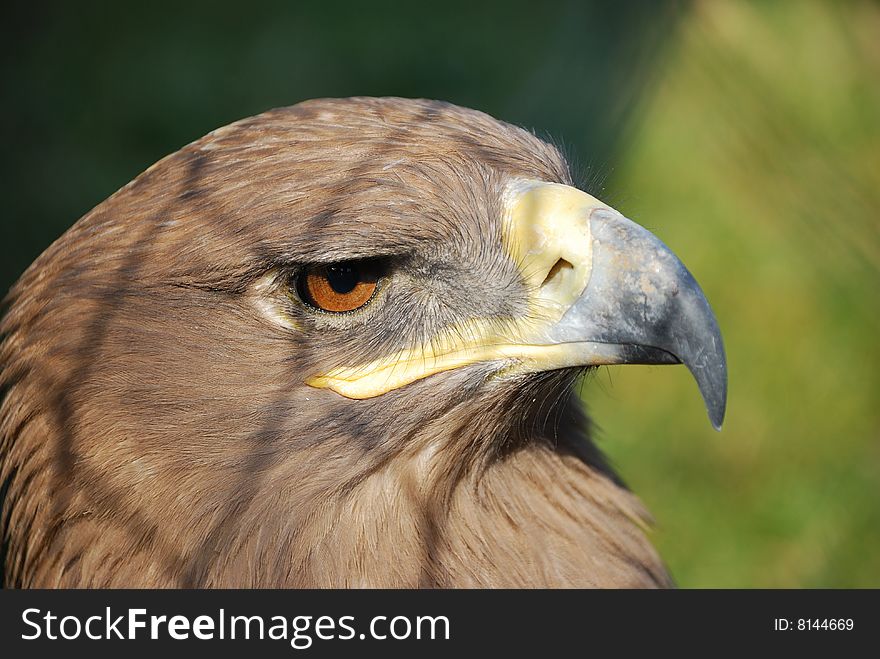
0, 97, 670, 587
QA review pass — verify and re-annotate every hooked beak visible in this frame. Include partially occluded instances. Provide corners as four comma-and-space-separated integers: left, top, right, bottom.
546, 207, 726, 429
502, 180, 727, 429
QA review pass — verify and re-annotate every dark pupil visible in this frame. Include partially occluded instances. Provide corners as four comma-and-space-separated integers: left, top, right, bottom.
326, 265, 360, 294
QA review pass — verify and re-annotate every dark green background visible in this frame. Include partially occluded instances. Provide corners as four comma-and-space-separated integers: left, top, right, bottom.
3, 0, 878, 586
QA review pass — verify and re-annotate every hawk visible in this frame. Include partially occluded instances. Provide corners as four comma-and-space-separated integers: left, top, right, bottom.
0, 97, 726, 587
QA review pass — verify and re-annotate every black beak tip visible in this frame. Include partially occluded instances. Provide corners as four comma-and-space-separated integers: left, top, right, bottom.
710, 407, 725, 432
710, 382, 727, 431
691, 354, 727, 431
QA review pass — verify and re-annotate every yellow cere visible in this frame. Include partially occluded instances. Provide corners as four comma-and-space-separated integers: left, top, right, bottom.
306, 180, 611, 399
501, 180, 604, 324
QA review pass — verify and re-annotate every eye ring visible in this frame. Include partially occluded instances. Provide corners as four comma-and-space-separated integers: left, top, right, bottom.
294, 260, 383, 314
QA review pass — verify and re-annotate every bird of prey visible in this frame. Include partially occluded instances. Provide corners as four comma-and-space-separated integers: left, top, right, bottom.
0, 97, 726, 588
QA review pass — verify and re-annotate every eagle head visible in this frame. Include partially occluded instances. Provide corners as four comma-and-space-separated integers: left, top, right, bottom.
0, 97, 725, 587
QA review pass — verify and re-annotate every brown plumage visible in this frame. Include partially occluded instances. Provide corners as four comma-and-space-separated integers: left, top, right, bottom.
0, 97, 679, 588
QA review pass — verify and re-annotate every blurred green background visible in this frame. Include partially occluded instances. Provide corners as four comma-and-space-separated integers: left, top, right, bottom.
2, 0, 878, 586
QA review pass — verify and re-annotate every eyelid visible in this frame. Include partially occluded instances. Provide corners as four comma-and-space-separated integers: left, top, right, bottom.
291, 255, 395, 274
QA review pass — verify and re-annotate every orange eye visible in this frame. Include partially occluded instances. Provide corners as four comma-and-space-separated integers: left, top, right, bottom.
296, 261, 380, 313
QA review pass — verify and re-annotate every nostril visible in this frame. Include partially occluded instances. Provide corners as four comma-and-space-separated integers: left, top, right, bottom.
541, 258, 574, 289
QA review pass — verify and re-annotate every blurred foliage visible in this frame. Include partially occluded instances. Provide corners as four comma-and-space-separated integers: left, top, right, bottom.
2, 0, 878, 586
588, 0, 880, 587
